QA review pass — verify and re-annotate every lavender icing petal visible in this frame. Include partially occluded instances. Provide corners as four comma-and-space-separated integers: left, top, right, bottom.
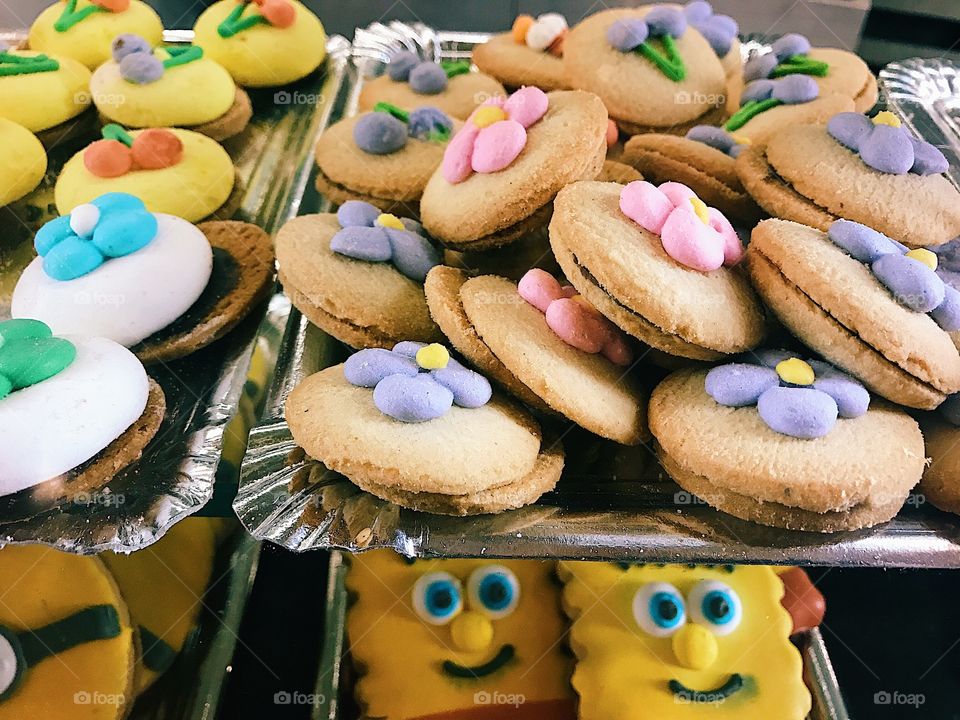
330, 226, 393, 263
388, 50, 419, 82
686, 125, 736, 152
392, 341, 425, 357
431, 366, 493, 408
384, 228, 441, 282
772, 74, 819, 104
931, 283, 960, 331
743, 53, 779, 82
827, 219, 902, 263
705, 364, 779, 406
872, 252, 946, 313
374, 373, 454, 422
606, 18, 649, 51
812, 375, 870, 418
336, 200, 381, 228
757, 386, 839, 439
907, 135, 949, 175
770, 33, 811, 60
344, 348, 419, 387
741, 79, 776, 103
826, 112, 874, 152
859, 125, 915, 174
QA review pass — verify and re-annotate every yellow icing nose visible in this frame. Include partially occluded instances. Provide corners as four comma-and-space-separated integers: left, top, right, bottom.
416, 343, 450, 370
689, 197, 710, 225
376, 213, 405, 230
872, 110, 902, 128
776, 358, 815, 386
729, 132, 751, 145
473, 106, 508, 128
906, 248, 938, 271
672, 624, 719, 671
450, 611, 494, 652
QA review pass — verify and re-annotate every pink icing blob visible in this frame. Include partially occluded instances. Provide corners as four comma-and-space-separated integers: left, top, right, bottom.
503, 86, 549, 128
472, 119, 527, 173
660, 208, 725, 272
517, 269, 633, 366
442, 124, 480, 184
619, 181, 673, 234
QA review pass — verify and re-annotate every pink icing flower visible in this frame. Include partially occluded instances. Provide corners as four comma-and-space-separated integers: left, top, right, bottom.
619, 180, 743, 272
518, 269, 633, 366
442, 86, 549, 183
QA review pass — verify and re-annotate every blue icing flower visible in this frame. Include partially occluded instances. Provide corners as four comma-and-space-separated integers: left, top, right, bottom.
705, 351, 869, 439
34, 193, 158, 281
353, 104, 453, 155
607, 7, 686, 51
686, 125, 747, 158
330, 201, 440, 282
827, 112, 948, 176
683, 1, 737, 57
827, 219, 960, 330
344, 342, 492, 423
385, 50, 473, 95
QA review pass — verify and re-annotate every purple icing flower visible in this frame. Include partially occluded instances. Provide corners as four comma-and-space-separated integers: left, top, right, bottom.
683, 1, 737, 57
827, 219, 960, 330
606, 6, 686, 51
353, 104, 453, 155
740, 74, 818, 106
743, 33, 817, 81
111, 33, 152, 62
344, 341, 492, 423
685, 125, 746, 158
706, 352, 869, 439
827, 112, 948, 176
330, 201, 440, 282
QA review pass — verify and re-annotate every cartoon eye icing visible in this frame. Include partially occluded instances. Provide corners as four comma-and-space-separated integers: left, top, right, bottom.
466, 565, 521, 619
412, 571, 463, 625
688, 580, 743, 636
633, 582, 687, 637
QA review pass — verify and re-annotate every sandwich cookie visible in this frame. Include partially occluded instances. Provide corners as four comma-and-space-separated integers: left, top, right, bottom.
314, 103, 457, 216
28, 0, 163, 70
359, 51, 505, 120
285, 341, 563, 515
0, 119, 47, 208
919, 398, 960, 516
683, 1, 741, 79
564, 6, 727, 136
748, 218, 960, 409
420, 88, 608, 250
550, 180, 765, 360
736, 111, 960, 247
275, 201, 442, 348
425, 267, 648, 444
472, 13, 570, 91
650, 353, 925, 532
55, 124, 237, 223
193, 0, 327, 87
90, 34, 252, 141
12, 192, 274, 364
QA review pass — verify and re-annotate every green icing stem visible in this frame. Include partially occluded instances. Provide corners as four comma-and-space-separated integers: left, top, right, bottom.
102, 123, 134, 147
636, 34, 686, 82
53, 0, 109, 33
217, 2, 269, 38
139, 626, 178, 673
441, 60, 471, 78
162, 44, 204, 68
373, 101, 410, 123
771, 54, 829, 78
428, 125, 451, 143
0, 52, 60, 76
724, 97, 782, 131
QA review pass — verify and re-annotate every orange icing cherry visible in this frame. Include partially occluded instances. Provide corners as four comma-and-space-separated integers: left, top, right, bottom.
512, 15, 534, 43
131, 129, 184, 170
93, 0, 131, 11
260, 0, 295, 28
547, 29, 567, 56
84, 139, 134, 178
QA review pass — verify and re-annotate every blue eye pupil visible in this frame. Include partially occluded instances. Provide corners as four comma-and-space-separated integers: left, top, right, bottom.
426, 581, 458, 617
478, 574, 513, 611
649, 592, 683, 628
703, 591, 734, 624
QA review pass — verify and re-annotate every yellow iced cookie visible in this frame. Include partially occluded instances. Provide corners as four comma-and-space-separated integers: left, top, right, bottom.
346, 551, 576, 719
102, 517, 217, 693
0, 119, 46, 207
0, 50, 91, 133
90, 42, 236, 127
28, 0, 163, 70
0, 546, 135, 719
56, 125, 235, 222
559, 562, 811, 720
193, 0, 326, 87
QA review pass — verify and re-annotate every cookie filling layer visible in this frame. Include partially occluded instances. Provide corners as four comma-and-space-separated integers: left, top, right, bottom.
314, 166, 420, 206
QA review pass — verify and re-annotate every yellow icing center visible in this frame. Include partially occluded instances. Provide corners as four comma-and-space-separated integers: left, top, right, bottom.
906, 247, 937, 270
872, 110, 901, 128
450, 611, 494, 652
776, 358, 815, 386
375, 213, 404, 230
473, 106, 508, 128
672, 623, 719, 671
416, 343, 449, 370
689, 196, 710, 225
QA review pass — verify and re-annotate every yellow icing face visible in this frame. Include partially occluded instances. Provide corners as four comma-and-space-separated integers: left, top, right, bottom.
559, 563, 811, 720
89, 50, 236, 128
0, 119, 47, 207
55, 127, 235, 222
0, 51, 91, 133
346, 552, 575, 720
193, 0, 327, 87
28, 0, 163, 70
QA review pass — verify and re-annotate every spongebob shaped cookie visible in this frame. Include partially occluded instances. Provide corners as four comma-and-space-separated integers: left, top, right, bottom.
346, 551, 575, 719
559, 563, 810, 720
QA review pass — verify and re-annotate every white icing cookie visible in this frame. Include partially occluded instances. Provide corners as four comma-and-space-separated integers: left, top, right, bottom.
0, 336, 149, 494
12, 214, 213, 347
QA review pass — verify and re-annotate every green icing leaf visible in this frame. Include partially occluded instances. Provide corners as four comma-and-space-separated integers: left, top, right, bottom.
0, 320, 75, 399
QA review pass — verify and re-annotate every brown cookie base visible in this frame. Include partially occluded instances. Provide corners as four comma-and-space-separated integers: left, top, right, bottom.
615, 105, 727, 138
314, 168, 421, 218
920, 418, 960, 516
36, 107, 99, 149
133, 221, 274, 365
440, 202, 555, 252
190, 88, 254, 142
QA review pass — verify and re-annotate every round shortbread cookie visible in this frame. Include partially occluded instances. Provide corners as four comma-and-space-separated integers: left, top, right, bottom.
275, 214, 440, 348
359, 70, 505, 120
597, 159, 643, 184
563, 7, 726, 129
730, 93, 854, 145
549, 181, 766, 357
420, 90, 607, 247
747, 219, 960, 408
472, 33, 569, 91
650, 368, 925, 519
920, 417, 960, 516
286, 364, 544, 496
458, 274, 648, 445
444, 228, 561, 282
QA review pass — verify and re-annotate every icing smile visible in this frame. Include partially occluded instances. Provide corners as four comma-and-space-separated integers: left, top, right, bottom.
668, 673, 744, 702
441, 644, 515, 678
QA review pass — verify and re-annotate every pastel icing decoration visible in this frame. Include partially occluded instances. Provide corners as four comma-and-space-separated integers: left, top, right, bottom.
512, 13, 568, 55
724, 75, 819, 131
743, 33, 828, 81
344, 341, 492, 423
0, 50, 60, 76
53, 0, 130, 32
330, 201, 441, 282
705, 352, 869, 439
13, 210, 213, 348
827, 219, 960, 330
606, 7, 687, 82
0, 320, 76, 402
683, 1, 738, 57
827, 111, 948, 175
386, 50, 472, 95
442, 86, 548, 183
353, 102, 453, 155
619, 180, 743, 271
112, 36, 204, 84
0, 335, 149, 493
84, 124, 183, 178
686, 124, 749, 158
518, 269, 633, 366
217, 0, 297, 37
